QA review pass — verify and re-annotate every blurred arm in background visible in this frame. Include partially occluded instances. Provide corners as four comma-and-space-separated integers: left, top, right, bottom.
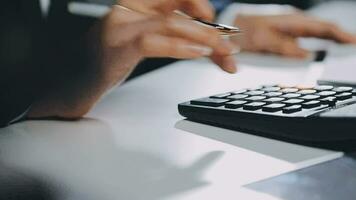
212, 0, 356, 58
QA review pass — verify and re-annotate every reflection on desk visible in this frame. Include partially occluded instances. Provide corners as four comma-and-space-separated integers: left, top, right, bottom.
0, 120, 223, 200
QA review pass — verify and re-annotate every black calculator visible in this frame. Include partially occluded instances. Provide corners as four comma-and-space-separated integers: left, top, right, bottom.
178, 85, 356, 150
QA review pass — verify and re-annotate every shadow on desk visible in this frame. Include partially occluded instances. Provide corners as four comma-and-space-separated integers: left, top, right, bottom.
175, 120, 339, 165
0, 119, 224, 200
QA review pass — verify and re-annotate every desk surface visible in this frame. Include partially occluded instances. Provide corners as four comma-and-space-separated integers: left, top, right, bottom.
0, 53, 349, 200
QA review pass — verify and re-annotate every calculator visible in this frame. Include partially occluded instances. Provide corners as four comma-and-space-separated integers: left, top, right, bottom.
178, 85, 356, 150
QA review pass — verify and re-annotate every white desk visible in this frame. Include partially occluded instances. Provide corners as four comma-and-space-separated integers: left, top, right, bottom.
1, 1, 356, 200
0, 53, 348, 200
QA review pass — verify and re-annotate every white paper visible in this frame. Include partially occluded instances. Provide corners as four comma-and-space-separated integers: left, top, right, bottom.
319, 55, 356, 86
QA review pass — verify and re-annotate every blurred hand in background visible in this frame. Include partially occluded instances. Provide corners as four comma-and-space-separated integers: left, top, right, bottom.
233, 13, 356, 58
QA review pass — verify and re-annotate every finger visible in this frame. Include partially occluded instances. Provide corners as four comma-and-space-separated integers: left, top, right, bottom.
279, 16, 356, 43
107, 12, 237, 60
302, 22, 356, 43
326, 25, 356, 43
161, 17, 236, 56
264, 34, 309, 58
210, 54, 237, 73
180, 0, 215, 21
137, 33, 213, 59
110, 6, 235, 55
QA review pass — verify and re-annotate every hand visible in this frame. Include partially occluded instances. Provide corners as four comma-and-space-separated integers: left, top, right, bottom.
119, 0, 215, 21
99, 5, 237, 78
233, 13, 356, 58
28, 4, 237, 120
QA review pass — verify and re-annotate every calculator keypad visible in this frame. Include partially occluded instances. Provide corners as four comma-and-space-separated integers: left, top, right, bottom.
189, 85, 356, 116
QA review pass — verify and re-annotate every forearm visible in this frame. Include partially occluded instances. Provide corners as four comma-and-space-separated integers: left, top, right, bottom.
28, 21, 140, 120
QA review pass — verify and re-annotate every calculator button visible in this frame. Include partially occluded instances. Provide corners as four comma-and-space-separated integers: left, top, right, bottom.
262, 84, 278, 88
281, 93, 302, 98
245, 96, 267, 101
225, 100, 247, 109
318, 91, 336, 97
320, 97, 337, 106
262, 103, 286, 112
264, 97, 285, 103
211, 93, 231, 99
314, 85, 334, 91
262, 87, 281, 92
280, 88, 299, 93
283, 105, 302, 114
245, 90, 265, 96
335, 92, 353, 100
333, 87, 353, 93
300, 95, 320, 101
232, 89, 248, 94
263, 92, 283, 97
243, 102, 266, 111
283, 99, 305, 105
298, 89, 317, 95
302, 100, 321, 109
191, 98, 230, 107
228, 94, 249, 100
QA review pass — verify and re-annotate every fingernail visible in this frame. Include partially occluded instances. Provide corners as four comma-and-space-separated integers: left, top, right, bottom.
230, 46, 241, 55
223, 57, 237, 73
186, 45, 213, 56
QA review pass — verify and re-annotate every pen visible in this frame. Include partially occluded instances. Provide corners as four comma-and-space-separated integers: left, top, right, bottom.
193, 19, 242, 36
174, 10, 242, 36
116, 5, 242, 36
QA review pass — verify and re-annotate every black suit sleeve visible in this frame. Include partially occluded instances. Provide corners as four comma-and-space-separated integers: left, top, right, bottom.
0, 0, 96, 127
0, 1, 43, 127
